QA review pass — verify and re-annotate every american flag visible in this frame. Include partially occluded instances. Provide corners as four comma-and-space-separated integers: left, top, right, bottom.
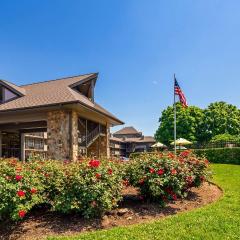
174, 77, 188, 108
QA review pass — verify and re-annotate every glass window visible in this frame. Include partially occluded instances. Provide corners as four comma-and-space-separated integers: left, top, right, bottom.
4, 88, 17, 101
0, 86, 3, 103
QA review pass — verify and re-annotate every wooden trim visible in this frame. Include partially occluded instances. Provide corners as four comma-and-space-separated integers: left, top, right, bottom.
0, 121, 47, 131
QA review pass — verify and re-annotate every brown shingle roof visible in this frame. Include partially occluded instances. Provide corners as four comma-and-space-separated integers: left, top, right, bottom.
114, 126, 140, 135
0, 79, 26, 96
110, 136, 125, 142
124, 136, 155, 143
0, 73, 123, 124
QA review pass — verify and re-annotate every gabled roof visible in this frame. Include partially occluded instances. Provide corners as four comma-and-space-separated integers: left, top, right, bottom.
0, 73, 123, 124
114, 126, 140, 135
0, 79, 26, 96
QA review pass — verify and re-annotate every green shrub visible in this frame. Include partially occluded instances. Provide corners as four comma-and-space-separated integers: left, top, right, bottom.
194, 148, 240, 164
0, 158, 125, 221
126, 151, 210, 204
50, 159, 124, 218
210, 134, 240, 142
0, 158, 45, 221
130, 152, 156, 160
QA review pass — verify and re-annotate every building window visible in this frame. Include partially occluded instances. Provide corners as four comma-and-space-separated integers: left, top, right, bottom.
0, 85, 18, 103
0, 86, 3, 103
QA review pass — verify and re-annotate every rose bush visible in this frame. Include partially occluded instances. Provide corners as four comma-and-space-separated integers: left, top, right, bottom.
0, 158, 125, 221
0, 158, 45, 221
125, 151, 210, 204
0, 152, 210, 221
49, 159, 124, 218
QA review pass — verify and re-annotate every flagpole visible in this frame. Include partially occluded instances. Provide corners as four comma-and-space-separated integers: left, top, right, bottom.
174, 74, 177, 155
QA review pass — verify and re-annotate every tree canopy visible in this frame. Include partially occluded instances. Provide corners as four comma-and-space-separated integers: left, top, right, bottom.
155, 101, 240, 144
154, 103, 204, 144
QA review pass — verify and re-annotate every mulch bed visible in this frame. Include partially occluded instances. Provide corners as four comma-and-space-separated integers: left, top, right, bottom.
0, 182, 222, 240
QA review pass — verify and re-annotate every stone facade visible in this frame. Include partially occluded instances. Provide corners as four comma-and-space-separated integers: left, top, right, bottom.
47, 110, 110, 161
71, 111, 79, 162
47, 110, 79, 161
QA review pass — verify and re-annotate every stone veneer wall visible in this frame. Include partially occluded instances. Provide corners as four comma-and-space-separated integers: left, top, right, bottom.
71, 111, 79, 162
47, 110, 79, 161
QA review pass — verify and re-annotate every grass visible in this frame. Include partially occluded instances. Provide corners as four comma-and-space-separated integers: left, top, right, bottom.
49, 164, 240, 240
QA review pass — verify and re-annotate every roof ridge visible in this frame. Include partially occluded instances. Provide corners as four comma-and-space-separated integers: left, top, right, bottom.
20, 72, 98, 87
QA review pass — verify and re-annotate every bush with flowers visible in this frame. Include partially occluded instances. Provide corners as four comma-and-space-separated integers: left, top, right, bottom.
126, 151, 210, 204
0, 151, 210, 222
0, 158, 124, 221
0, 159, 45, 221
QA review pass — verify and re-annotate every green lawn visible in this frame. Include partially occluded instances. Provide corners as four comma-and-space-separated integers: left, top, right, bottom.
49, 164, 240, 240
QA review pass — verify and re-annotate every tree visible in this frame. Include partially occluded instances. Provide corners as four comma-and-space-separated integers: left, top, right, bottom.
210, 134, 240, 143
202, 102, 240, 141
155, 101, 240, 144
154, 103, 204, 145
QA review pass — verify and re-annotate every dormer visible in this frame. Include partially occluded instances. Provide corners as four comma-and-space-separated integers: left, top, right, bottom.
69, 74, 97, 102
0, 79, 26, 104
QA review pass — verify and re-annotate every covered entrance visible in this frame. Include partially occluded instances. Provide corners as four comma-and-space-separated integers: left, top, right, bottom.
0, 121, 47, 161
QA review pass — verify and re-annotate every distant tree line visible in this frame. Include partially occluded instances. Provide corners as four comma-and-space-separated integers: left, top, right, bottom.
155, 101, 240, 145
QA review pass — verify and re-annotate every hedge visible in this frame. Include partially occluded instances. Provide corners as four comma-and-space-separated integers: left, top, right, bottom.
193, 148, 240, 165
131, 148, 240, 165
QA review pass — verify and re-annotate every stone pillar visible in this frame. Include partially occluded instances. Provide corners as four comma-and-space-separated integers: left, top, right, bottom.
71, 111, 79, 162
47, 110, 79, 161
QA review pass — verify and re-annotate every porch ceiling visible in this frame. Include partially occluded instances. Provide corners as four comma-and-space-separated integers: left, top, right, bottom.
0, 121, 47, 131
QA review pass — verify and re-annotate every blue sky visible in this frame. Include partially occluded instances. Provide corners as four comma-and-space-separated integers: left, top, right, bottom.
0, 0, 240, 135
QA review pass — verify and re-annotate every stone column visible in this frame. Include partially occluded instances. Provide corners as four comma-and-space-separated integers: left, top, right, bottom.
71, 111, 79, 162
47, 110, 79, 161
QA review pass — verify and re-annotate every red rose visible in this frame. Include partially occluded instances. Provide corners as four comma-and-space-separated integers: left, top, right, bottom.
17, 190, 25, 197
172, 193, 177, 201
123, 179, 129, 186
15, 175, 23, 181
171, 169, 177, 175
200, 176, 205, 182
108, 168, 113, 175
186, 176, 193, 184
165, 187, 173, 194
149, 168, 155, 174
91, 201, 97, 207
180, 150, 191, 158
30, 188, 37, 194
178, 157, 185, 163
168, 152, 175, 159
18, 210, 26, 218
89, 159, 100, 168
157, 169, 164, 175
139, 178, 145, 185
95, 173, 101, 179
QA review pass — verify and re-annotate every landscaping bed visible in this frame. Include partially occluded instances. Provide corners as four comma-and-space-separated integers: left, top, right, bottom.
0, 182, 222, 240
0, 151, 212, 239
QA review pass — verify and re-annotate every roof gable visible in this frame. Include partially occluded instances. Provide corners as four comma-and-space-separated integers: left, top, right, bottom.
0, 79, 26, 97
114, 126, 140, 135
0, 73, 124, 125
